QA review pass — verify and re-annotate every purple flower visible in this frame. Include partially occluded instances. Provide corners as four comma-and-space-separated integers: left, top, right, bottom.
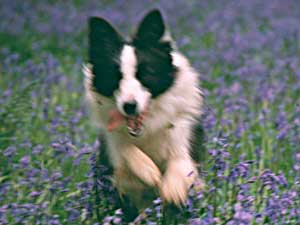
30, 191, 41, 197
19, 155, 30, 167
32, 144, 44, 154
3, 146, 16, 157
227, 203, 253, 225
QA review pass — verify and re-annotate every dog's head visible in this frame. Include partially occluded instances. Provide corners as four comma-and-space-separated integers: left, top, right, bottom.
88, 9, 177, 136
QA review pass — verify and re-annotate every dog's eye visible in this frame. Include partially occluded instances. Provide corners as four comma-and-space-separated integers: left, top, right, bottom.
136, 64, 154, 78
136, 64, 158, 82
136, 63, 175, 98
138, 64, 154, 74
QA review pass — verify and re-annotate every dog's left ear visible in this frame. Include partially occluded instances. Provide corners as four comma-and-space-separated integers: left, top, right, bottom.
133, 9, 168, 45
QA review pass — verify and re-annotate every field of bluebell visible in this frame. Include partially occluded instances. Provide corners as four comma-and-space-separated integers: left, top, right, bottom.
1, 0, 300, 224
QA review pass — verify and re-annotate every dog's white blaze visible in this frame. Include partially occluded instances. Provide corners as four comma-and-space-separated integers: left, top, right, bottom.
117, 45, 151, 115
120, 45, 137, 79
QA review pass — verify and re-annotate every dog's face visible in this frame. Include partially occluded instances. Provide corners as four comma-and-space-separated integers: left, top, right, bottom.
88, 10, 177, 135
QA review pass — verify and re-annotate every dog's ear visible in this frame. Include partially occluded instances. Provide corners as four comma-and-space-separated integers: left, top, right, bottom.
88, 17, 124, 97
133, 9, 167, 45
89, 17, 124, 65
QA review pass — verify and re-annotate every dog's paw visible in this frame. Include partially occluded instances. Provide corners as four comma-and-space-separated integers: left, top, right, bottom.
137, 159, 161, 187
160, 159, 198, 206
161, 175, 205, 206
124, 146, 161, 187
161, 176, 187, 205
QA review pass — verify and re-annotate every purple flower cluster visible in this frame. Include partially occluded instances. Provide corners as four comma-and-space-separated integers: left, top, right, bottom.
1, 0, 300, 224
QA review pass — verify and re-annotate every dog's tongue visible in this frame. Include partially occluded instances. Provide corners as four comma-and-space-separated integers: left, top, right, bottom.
107, 109, 125, 132
107, 109, 145, 136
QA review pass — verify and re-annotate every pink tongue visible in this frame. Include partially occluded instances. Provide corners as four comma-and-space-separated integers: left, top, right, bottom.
107, 108, 148, 133
107, 109, 125, 132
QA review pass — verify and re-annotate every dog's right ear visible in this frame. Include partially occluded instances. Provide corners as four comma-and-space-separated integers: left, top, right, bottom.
88, 17, 124, 65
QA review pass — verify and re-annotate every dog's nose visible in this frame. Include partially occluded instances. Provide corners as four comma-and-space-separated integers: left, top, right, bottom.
123, 101, 138, 116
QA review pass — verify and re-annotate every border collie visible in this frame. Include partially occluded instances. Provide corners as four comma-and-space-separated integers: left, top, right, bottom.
83, 9, 205, 216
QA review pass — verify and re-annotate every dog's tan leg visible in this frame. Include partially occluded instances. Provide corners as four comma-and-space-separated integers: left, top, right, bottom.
114, 167, 157, 210
122, 144, 162, 187
113, 145, 161, 211
160, 157, 204, 206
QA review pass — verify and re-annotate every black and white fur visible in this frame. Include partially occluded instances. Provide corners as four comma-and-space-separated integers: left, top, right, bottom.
84, 9, 204, 214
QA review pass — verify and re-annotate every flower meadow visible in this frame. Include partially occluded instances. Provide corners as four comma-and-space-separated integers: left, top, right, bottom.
1, 0, 300, 224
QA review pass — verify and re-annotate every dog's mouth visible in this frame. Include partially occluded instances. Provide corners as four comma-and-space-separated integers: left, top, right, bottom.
126, 113, 146, 137
107, 109, 148, 137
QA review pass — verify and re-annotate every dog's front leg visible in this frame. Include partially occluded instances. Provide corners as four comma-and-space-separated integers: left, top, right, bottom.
122, 144, 162, 187
160, 157, 199, 205
113, 144, 161, 210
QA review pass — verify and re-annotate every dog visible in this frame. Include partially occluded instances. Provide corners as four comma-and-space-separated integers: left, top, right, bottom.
83, 9, 205, 219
